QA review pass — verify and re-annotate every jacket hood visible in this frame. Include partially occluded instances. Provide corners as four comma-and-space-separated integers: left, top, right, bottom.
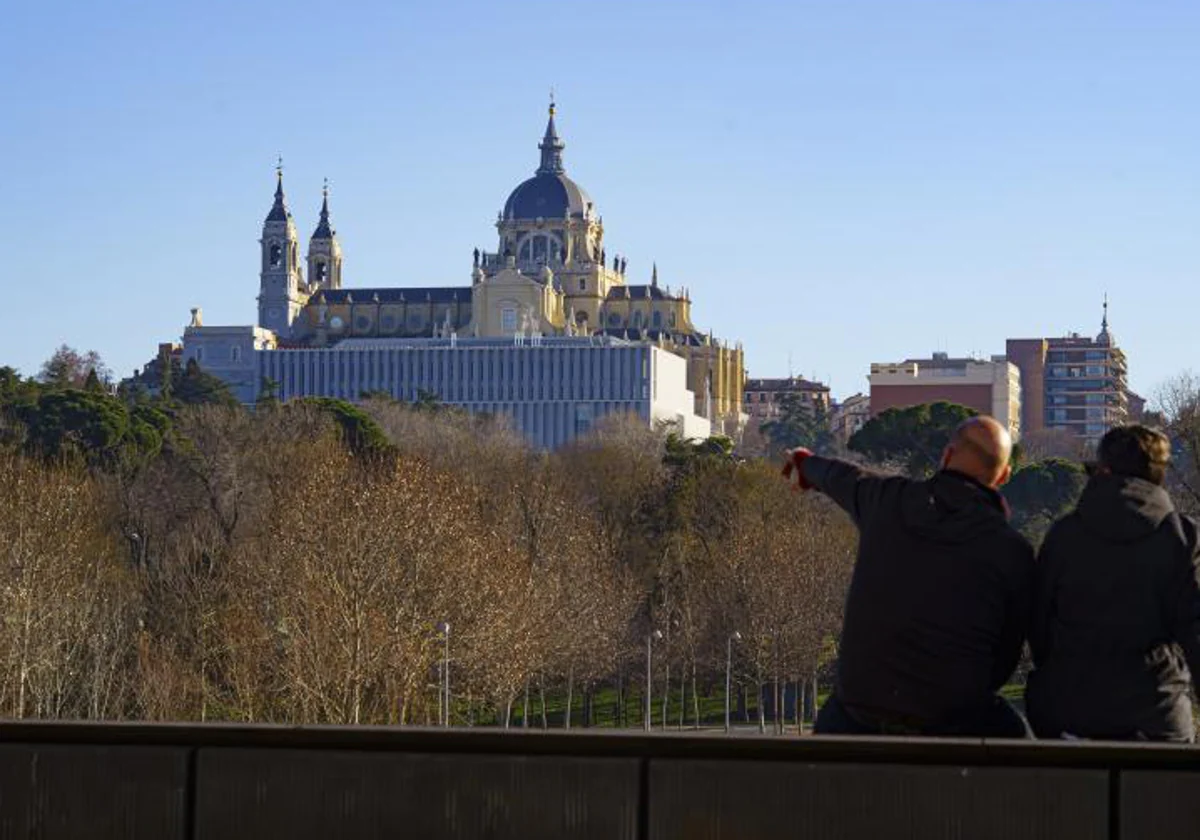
1076, 474, 1175, 543
899, 470, 1010, 545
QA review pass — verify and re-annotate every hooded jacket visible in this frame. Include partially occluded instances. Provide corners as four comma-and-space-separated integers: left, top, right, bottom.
1026, 474, 1200, 742
801, 455, 1035, 727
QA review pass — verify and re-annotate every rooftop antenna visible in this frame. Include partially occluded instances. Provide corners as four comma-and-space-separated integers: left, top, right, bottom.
788, 351, 794, 380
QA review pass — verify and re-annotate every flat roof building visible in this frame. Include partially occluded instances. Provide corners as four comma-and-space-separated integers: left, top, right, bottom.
868, 353, 1022, 439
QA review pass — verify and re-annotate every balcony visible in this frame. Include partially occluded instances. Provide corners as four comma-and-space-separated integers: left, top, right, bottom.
2, 720, 1198, 838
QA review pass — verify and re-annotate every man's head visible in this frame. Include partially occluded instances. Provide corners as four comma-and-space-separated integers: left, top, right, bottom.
940, 416, 1013, 489
1093, 424, 1171, 485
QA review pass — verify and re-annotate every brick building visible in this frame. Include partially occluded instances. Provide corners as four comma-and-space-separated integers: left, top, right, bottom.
868, 353, 1022, 439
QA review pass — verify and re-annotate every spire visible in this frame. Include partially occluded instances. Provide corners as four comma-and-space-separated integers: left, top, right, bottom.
651, 262, 658, 288
536, 95, 565, 175
1097, 293, 1112, 345
312, 177, 335, 239
265, 156, 290, 222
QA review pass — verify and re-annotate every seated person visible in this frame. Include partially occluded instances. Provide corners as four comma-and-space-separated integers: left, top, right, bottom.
1026, 424, 1200, 742
784, 416, 1034, 737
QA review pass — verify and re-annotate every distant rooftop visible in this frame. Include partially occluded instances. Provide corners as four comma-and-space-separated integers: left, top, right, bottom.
745, 377, 829, 392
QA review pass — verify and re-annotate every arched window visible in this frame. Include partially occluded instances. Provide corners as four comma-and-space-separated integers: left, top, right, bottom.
518, 233, 564, 264
632, 311, 644, 328
652, 311, 662, 328
269, 243, 282, 268
315, 261, 328, 283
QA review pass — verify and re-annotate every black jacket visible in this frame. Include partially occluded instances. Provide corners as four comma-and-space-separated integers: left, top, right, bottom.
1025, 475, 1200, 742
801, 456, 1035, 727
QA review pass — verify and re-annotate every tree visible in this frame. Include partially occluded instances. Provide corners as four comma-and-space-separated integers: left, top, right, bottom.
849, 401, 978, 477
1155, 372, 1200, 514
1019, 428, 1086, 463
257, 377, 281, 409
16, 390, 131, 463
1003, 458, 1087, 541
38, 345, 110, 389
296, 398, 394, 459
760, 393, 834, 454
173, 360, 240, 408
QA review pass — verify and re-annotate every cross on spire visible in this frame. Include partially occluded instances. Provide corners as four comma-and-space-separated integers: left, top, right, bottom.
313, 176, 334, 239
266, 155, 289, 222
537, 97, 565, 175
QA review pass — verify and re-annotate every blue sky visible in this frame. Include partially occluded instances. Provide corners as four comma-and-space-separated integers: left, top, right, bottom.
1, 0, 1197, 399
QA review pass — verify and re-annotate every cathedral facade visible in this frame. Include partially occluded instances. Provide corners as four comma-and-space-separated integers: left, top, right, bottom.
184, 103, 747, 444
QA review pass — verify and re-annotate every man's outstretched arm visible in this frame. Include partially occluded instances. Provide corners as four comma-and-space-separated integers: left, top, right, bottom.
788, 450, 900, 526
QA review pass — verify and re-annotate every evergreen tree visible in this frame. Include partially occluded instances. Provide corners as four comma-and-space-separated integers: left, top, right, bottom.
760, 392, 834, 454
849, 401, 978, 477
174, 359, 240, 408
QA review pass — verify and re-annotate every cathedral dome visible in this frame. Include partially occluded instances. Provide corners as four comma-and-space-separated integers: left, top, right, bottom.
502, 102, 593, 221
503, 172, 591, 220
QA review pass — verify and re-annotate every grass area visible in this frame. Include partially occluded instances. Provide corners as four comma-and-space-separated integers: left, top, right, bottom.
455, 680, 1029, 729
459, 682, 832, 730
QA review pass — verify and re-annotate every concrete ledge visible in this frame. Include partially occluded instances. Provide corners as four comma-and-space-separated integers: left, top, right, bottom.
195, 748, 638, 840
0, 744, 187, 839
650, 760, 1107, 840
0, 722, 1196, 838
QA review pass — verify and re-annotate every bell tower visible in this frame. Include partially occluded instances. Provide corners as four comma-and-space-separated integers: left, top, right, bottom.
257, 160, 306, 336
307, 179, 343, 291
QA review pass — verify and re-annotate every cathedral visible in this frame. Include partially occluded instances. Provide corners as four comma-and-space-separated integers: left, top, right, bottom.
183, 102, 746, 445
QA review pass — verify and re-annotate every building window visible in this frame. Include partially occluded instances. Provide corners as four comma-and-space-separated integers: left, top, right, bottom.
195, 346, 205, 362
230, 345, 241, 363
502, 307, 517, 333
269, 243, 282, 268
652, 311, 662, 328
607, 313, 621, 327
315, 261, 328, 283
579, 278, 586, 291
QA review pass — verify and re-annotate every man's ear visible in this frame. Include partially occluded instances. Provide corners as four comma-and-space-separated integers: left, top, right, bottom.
995, 463, 1013, 488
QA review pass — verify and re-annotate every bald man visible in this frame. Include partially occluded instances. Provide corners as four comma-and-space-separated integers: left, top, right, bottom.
784, 416, 1035, 737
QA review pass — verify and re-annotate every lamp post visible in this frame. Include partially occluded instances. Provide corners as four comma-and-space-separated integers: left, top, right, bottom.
725, 631, 742, 734
436, 621, 451, 727
644, 629, 662, 732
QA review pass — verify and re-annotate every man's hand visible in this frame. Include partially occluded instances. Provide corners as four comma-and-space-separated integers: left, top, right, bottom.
781, 447, 815, 491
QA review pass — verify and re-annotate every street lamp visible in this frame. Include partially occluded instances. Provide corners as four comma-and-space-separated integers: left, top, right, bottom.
644, 629, 662, 732
436, 621, 451, 727
725, 631, 742, 734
